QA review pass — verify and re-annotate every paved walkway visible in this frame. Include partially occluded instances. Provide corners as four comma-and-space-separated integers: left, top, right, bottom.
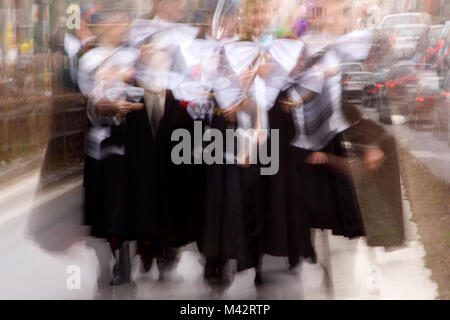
361, 107, 450, 184
0, 169, 438, 299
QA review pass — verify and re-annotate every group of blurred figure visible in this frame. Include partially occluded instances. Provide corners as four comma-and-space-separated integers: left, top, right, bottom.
66, 0, 405, 289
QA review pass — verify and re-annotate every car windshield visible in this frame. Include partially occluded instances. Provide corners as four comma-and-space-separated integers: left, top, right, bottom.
419, 77, 440, 93
396, 66, 416, 78
374, 72, 387, 82
341, 64, 363, 73
383, 16, 421, 28
349, 73, 372, 82
396, 26, 426, 37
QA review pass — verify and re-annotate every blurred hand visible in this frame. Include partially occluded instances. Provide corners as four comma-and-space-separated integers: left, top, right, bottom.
239, 69, 254, 89
257, 61, 276, 78
223, 106, 238, 123
280, 99, 303, 113
123, 68, 136, 84
305, 152, 328, 165
363, 148, 385, 171
94, 100, 118, 116
116, 101, 144, 118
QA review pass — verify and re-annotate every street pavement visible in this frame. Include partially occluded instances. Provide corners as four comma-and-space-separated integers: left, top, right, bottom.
0, 164, 439, 299
0, 107, 444, 299
360, 107, 450, 184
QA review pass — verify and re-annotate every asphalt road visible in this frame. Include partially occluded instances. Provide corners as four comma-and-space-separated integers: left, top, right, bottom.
0, 105, 444, 299
360, 105, 450, 183
0, 164, 438, 299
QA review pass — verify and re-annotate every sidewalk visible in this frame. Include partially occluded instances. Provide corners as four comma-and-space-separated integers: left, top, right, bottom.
0, 171, 438, 299
361, 108, 450, 184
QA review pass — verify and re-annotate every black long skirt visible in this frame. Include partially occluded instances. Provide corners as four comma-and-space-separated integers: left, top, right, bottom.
200, 114, 264, 272
263, 101, 316, 261
153, 91, 206, 248
288, 135, 365, 239
83, 107, 158, 241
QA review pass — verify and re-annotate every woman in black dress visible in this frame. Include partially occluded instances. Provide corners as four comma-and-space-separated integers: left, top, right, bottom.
277, 47, 365, 270
201, 0, 284, 286
80, 20, 158, 285
129, 0, 202, 276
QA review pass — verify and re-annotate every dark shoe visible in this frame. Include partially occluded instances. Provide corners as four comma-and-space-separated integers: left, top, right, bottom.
157, 247, 178, 276
254, 270, 264, 287
204, 263, 221, 282
141, 254, 153, 273
110, 241, 131, 286
204, 258, 232, 289
289, 256, 301, 270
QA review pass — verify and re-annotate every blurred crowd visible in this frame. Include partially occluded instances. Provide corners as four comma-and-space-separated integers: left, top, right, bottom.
2, 0, 449, 294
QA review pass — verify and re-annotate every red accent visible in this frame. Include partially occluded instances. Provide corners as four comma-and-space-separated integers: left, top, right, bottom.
443, 92, 450, 97
110, 237, 118, 251
391, 34, 396, 46
179, 100, 189, 108
416, 97, 424, 102
374, 84, 383, 89
193, 64, 202, 80
421, 40, 445, 66
387, 72, 418, 88
432, 48, 450, 68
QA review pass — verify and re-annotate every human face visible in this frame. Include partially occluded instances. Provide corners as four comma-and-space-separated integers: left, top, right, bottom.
154, 0, 187, 22
245, 0, 273, 37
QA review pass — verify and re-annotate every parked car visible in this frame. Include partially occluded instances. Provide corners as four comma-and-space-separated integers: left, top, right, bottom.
432, 72, 450, 146
364, 43, 384, 71
414, 24, 444, 65
342, 72, 374, 104
379, 12, 432, 30
429, 24, 445, 48
380, 62, 420, 124
362, 69, 388, 109
436, 25, 450, 76
409, 72, 441, 130
379, 12, 431, 42
378, 13, 432, 61
340, 62, 365, 74
414, 23, 450, 70
388, 24, 429, 61
441, 20, 450, 38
